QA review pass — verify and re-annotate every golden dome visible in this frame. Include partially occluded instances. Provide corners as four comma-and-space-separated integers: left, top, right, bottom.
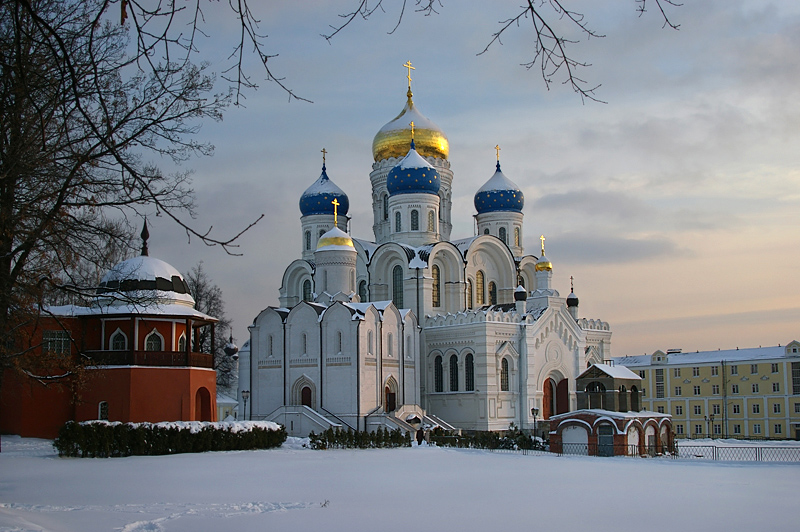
535, 256, 553, 272
372, 90, 449, 162
316, 227, 354, 250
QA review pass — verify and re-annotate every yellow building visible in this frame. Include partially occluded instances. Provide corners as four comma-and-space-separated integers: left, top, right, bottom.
614, 341, 800, 440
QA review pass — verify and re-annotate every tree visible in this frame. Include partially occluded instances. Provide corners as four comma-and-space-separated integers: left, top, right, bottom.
185, 262, 236, 394
325, 0, 681, 103
0, 0, 270, 386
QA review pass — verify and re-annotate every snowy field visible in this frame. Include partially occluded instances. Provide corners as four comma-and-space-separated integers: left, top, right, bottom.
1, 435, 798, 532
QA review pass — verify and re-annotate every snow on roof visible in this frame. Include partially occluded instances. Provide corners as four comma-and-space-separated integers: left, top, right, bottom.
476, 166, 521, 193
582, 363, 641, 381
101, 255, 183, 284
451, 236, 478, 258
550, 408, 671, 422
397, 146, 434, 169
216, 393, 238, 405
45, 302, 216, 321
615, 344, 798, 367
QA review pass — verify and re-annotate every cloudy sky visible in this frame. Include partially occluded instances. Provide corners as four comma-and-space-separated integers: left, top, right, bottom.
141, 0, 800, 356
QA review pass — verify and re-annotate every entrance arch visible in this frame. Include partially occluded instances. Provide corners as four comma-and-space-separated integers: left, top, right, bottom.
195, 387, 212, 422
542, 375, 570, 418
301, 386, 312, 407
384, 376, 398, 412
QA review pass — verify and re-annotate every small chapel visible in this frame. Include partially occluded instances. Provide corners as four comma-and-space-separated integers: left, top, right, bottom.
244, 64, 613, 436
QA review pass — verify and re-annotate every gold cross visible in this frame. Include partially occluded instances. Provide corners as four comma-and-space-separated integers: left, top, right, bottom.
332, 198, 340, 226
540, 235, 546, 256
321, 148, 327, 165
570, 275, 574, 292
495, 144, 501, 162
409, 121, 415, 141
403, 60, 415, 90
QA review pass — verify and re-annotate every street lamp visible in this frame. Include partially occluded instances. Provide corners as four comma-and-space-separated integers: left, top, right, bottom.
704, 414, 715, 439
531, 407, 539, 439
241, 390, 250, 421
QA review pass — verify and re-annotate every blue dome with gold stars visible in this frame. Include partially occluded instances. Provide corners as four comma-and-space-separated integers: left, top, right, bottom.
386, 141, 441, 196
299, 164, 349, 217
474, 162, 524, 214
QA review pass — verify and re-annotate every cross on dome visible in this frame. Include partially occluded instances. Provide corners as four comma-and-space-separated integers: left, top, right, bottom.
321, 148, 327, 165
495, 144, 501, 162
540, 234, 546, 256
332, 198, 340, 225
403, 60, 415, 91
410, 121, 415, 141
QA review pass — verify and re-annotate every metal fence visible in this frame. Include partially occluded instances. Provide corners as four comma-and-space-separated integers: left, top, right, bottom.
485, 442, 800, 462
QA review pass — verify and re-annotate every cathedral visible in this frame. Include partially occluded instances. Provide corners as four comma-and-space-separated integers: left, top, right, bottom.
245, 67, 612, 436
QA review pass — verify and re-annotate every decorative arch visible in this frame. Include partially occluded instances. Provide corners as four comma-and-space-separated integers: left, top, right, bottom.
292, 375, 317, 410
279, 259, 315, 307
178, 333, 187, 353
144, 329, 164, 352
195, 387, 212, 421
427, 241, 466, 313
464, 235, 517, 305
110, 329, 127, 351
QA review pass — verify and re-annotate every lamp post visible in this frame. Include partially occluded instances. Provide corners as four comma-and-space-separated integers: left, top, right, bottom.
704, 414, 715, 439
531, 407, 539, 440
241, 390, 250, 421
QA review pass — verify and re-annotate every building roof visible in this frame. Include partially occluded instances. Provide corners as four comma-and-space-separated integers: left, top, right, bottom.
579, 363, 641, 381
614, 342, 800, 367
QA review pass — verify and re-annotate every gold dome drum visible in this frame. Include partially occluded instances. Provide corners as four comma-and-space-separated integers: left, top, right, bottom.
372, 92, 449, 162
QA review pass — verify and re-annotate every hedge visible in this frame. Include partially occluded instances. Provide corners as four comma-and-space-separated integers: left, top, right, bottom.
308, 426, 411, 450
429, 423, 545, 450
53, 420, 287, 457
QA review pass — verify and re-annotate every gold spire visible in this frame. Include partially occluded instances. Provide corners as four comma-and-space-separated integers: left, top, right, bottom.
403, 60, 415, 92
540, 234, 546, 255
495, 144, 501, 162
332, 198, 340, 226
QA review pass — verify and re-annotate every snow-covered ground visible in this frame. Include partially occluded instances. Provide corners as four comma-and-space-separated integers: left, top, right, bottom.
1, 435, 798, 532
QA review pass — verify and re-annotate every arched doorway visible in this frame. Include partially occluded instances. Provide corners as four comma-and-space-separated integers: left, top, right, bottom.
561, 424, 588, 455
542, 376, 570, 418
627, 425, 641, 456
301, 386, 312, 407
556, 379, 569, 415
542, 378, 554, 419
384, 376, 398, 413
630, 385, 640, 411
195, 387, 212, 422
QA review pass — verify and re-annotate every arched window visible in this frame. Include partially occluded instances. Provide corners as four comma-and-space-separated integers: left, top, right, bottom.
383, 194, 389, 220
392, 265, 404, 308
411, 209, 419, 230
368, 330, 374, 355
319, 229, 326, 237
358, 280, 367, 302
98, 401, 109, 420
435, 355, 443, 392
388, 333, 393, 357
303, 279, 312, 301
268, 335, 274, 356
337, 331, 342, 353
395, 211, 402, 232
302, 333, 307, 355
501, 358, 510, 391
499, 227, 507, 244
514, 227, 520, 247
450, 354, 459, 392
483, 228, 490, 235
428, 210, 435, 232
111, 330, 126, 351
178, 334, 186, 353
305, 230, 311, 250
488, 281, 497, 305
432, 265, 441, 307
145, 331, 163, 352
465, 353, 474, 391
466, 279, 473, 310
476, 271, 485, 306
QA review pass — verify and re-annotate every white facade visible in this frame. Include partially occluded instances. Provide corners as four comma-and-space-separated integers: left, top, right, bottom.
245, 85, 612, 435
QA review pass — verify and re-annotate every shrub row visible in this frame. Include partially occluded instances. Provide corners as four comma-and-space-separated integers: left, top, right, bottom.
429, 423, 545, 451
308, 426, 411, 450
53, 421, 287, 457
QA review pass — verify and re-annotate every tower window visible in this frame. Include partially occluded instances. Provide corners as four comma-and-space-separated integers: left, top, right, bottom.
432, 265, 441, 308
411, 209, 419, 231
465, 353, 474, 391
501, 358, 509, 391
428, 210, 435, 232
319, 229, 325, 238
359, 280, 368, 302
483, 228, 489, 235
488, 281, 497, 305
303, 279, 312, 301
395, 211, 401, 232
435, 355, 443, 392
476, 271, 485, 306
392, 265, 404, 308
305, 230, 311, 251
498, 227, 507, 244
466, 279, 473, 310
145, 331, 163, 352
450, 354, 459, 391
514, 227, 520, 247
111, 330, 127, 351
383, 194, 389, 221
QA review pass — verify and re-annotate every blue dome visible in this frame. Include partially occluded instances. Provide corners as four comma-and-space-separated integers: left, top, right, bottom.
299, 165, 350, 217
386, 141, 441, 196
474, 162, 524, 214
